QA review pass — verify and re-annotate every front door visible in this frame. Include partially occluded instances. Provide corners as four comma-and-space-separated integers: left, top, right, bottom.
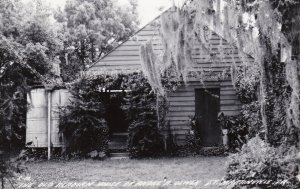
195, 88, 221, 147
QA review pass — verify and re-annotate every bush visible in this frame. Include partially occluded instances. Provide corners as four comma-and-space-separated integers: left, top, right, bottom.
59, 101, 109, 157
122, 73, 165, 158
184, 116, 201, 154
59, 73, 167, 158
241, 101, 263, 138
0, 158, 25, 188
225, 136, 300, 189
59, 76, 109, 157
127, 113, 164, 158
234, 65, 260, 104
218, 113, 248, 152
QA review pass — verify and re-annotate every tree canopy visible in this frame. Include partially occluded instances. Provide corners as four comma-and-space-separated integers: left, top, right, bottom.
0, 0, 139, 150
56, 0, 139, 81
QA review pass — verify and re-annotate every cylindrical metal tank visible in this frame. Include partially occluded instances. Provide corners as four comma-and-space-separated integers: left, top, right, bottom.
26, 87, 72, 148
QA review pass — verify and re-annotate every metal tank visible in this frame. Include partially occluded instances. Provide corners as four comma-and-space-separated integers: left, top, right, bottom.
26, 87, 72, 148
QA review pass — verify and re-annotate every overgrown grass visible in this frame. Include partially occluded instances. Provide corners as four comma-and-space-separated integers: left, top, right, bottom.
15, 157, 227, 189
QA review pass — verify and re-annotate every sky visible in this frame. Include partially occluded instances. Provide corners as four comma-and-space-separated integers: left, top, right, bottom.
41, 0, 185, 27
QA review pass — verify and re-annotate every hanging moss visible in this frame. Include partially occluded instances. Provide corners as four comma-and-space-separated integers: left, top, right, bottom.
140, 41, 164, 95
139, 0, 300, 146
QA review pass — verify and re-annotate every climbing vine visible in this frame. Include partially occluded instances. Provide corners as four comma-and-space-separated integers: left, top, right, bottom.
140, 0, 300, 145
139, 0, 300, 185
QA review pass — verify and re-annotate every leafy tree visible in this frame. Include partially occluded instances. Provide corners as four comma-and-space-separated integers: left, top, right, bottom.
0, 0, 64, 151
154, 0, 300, 146
236, 0, 300, 146
55, 0, 139, 81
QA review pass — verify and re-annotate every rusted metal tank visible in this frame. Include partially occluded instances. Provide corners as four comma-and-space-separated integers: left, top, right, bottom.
26, 87, 72, 148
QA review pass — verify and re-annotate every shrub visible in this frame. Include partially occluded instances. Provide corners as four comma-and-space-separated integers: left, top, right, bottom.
225, 136, 300, 189
0, 158, 25, 188
122, 73, 165, 158
127, 112, 164, 158
59, 73, 167, 158
241, 101, 263, 138
59, 76, 109, 157
218, 113, 248, 152
184, 116, 201, 154
234, 65, 260, 104
59, 100, 109, 157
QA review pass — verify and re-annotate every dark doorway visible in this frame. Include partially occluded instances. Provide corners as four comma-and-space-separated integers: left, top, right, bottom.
195, 88, 221, 147
102, 93, 129, 135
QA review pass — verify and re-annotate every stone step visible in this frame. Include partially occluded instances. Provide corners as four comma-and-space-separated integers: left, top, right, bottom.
110, 136, 127, 140
108, 132, 128, 151
109, 152, 129, 160
111, 132, 128, 136
109, 138, 127, 143
110, 152, 129, 157
108, 143, 127, 150
108, 132, 128, 155
109, 133, 128, 142
110, 156, 130, 160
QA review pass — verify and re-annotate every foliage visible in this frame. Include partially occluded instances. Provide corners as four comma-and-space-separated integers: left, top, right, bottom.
121, 72, 165, 158
58, 72, 166, 158
140, 41, 165, 95
139, 7, 194, 95
0, 0, 64, 151
161, 63, 184, 93
0, 158, 25, 189
59, 76, 110, 156
59, 100, 109, 157
184, 116, 201, 154
218, 113, 248, 152
56, 0, 139, 82
226, 136, 300, 189
0, 39, 33, 151
144, 0, 300, 147
241, 101, 263, 138
127, 113, 164, 158
234, 64, 260, 104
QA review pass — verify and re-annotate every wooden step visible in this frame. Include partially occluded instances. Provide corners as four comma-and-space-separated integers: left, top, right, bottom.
111, 132, 128, 136
109, 137, 127, 143
110, 152, 129, 157
109, 152, 129, 160
108, 141, 127, 150
110, 133, 127, 140
108, 132, 128, 151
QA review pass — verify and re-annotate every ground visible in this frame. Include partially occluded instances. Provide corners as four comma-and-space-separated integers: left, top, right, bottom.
14, 156, 228, 189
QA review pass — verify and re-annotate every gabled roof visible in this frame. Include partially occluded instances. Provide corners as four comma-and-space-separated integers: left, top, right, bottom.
87, 8, 254, 76
87, 14, 163, 75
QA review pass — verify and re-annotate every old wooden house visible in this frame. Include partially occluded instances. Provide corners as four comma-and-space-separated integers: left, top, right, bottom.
25, 9, 254, 157
86, 9, 254, 147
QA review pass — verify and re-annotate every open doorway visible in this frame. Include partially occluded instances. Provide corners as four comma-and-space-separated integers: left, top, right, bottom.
104, 93, 129, 135
101, 92, 129, 152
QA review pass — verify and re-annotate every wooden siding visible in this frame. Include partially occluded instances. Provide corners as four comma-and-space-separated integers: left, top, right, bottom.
87, 13, 254, 146
167, 80, 241, 145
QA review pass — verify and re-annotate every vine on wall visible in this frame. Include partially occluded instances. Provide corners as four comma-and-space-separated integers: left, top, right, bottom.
59, 72, 167, 158
139, 0, 300, 146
